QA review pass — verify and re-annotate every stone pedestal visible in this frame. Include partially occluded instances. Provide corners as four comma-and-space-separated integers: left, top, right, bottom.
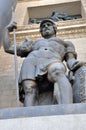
0, 114, 86, 130
0, 103, 86, 130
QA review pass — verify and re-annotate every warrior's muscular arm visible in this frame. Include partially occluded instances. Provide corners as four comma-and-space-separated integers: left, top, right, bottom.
58, 38, 79, 71
63, 40, 80, 71
3, 24, 32, 57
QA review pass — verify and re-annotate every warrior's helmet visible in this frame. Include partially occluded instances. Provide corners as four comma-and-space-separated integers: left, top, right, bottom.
40, 19, 57, 35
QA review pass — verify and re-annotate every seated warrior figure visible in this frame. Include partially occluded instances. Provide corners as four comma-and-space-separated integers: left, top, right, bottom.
3, 19, 80, 107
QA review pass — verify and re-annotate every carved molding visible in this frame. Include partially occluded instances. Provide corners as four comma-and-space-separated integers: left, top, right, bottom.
10, 18, 86, 42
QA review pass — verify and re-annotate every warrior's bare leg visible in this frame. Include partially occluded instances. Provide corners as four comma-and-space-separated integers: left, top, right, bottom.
48, 63, 73, 104
54, 74, 73, 103
22, 80, 38, 107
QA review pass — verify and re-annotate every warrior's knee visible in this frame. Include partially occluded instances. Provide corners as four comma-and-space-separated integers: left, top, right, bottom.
48, 62, 66, 82
22, 80, 37, 94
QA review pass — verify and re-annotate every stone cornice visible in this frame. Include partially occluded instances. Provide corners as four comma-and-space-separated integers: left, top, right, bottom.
10, 18, 86, 43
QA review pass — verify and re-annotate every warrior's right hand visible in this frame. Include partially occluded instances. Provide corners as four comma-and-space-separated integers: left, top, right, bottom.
6, 21, 17, 32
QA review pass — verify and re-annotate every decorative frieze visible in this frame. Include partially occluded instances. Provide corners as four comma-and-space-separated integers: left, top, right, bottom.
10, 18, 86, 43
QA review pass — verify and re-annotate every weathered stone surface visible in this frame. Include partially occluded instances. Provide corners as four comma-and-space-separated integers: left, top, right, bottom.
0, 103, 86, 119
0, 113, 86, 130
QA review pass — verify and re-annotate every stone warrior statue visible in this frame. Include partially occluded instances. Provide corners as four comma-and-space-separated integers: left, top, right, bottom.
3, 19, 82, 107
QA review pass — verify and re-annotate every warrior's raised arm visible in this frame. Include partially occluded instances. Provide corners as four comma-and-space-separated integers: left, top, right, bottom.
3, 22, 32, 57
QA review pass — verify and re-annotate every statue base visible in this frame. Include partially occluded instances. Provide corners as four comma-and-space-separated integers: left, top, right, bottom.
0, 103, 86, 129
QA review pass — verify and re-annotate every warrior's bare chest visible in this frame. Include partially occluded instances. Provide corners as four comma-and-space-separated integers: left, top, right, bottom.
32, 39, 65, 51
